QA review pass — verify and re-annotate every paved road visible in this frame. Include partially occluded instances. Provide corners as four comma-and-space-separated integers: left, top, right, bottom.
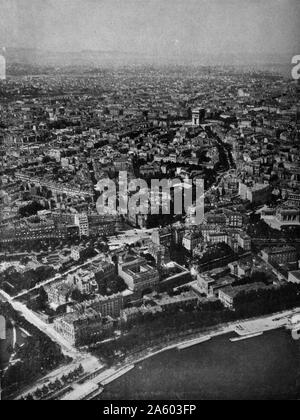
0, 288, 103, 400
0, 289, 77, 356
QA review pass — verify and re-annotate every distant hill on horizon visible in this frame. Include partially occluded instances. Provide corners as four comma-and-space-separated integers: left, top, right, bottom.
3, 47, 293, 76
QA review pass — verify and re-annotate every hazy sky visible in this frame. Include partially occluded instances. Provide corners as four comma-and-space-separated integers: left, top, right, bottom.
0, 0, 299, 58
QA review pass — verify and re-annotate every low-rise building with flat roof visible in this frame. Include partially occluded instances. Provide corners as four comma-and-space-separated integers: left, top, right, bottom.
261, 246, 298, 265
118, 254, 159, 296
219, 282, 275, 309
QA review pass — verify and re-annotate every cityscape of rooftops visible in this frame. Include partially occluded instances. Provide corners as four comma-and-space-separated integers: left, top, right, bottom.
0, 0, 300, 403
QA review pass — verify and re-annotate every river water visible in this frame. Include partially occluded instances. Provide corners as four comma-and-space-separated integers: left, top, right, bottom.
101, 329, 300, 400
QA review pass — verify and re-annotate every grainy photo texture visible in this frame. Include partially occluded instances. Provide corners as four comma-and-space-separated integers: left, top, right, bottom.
0, 0, 300, 403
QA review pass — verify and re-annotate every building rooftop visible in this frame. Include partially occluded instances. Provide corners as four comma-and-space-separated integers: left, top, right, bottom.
289, 271, 300, 282
221, 282, 274, 299
263, 246, 296, 254
62, 307, 100, 325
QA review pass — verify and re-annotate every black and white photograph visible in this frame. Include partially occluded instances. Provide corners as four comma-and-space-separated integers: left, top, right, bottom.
0, 0, 300, 403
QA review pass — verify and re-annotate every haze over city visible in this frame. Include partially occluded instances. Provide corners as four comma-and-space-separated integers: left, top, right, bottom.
1, 0, 300, 404
0, 0, 299, 65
